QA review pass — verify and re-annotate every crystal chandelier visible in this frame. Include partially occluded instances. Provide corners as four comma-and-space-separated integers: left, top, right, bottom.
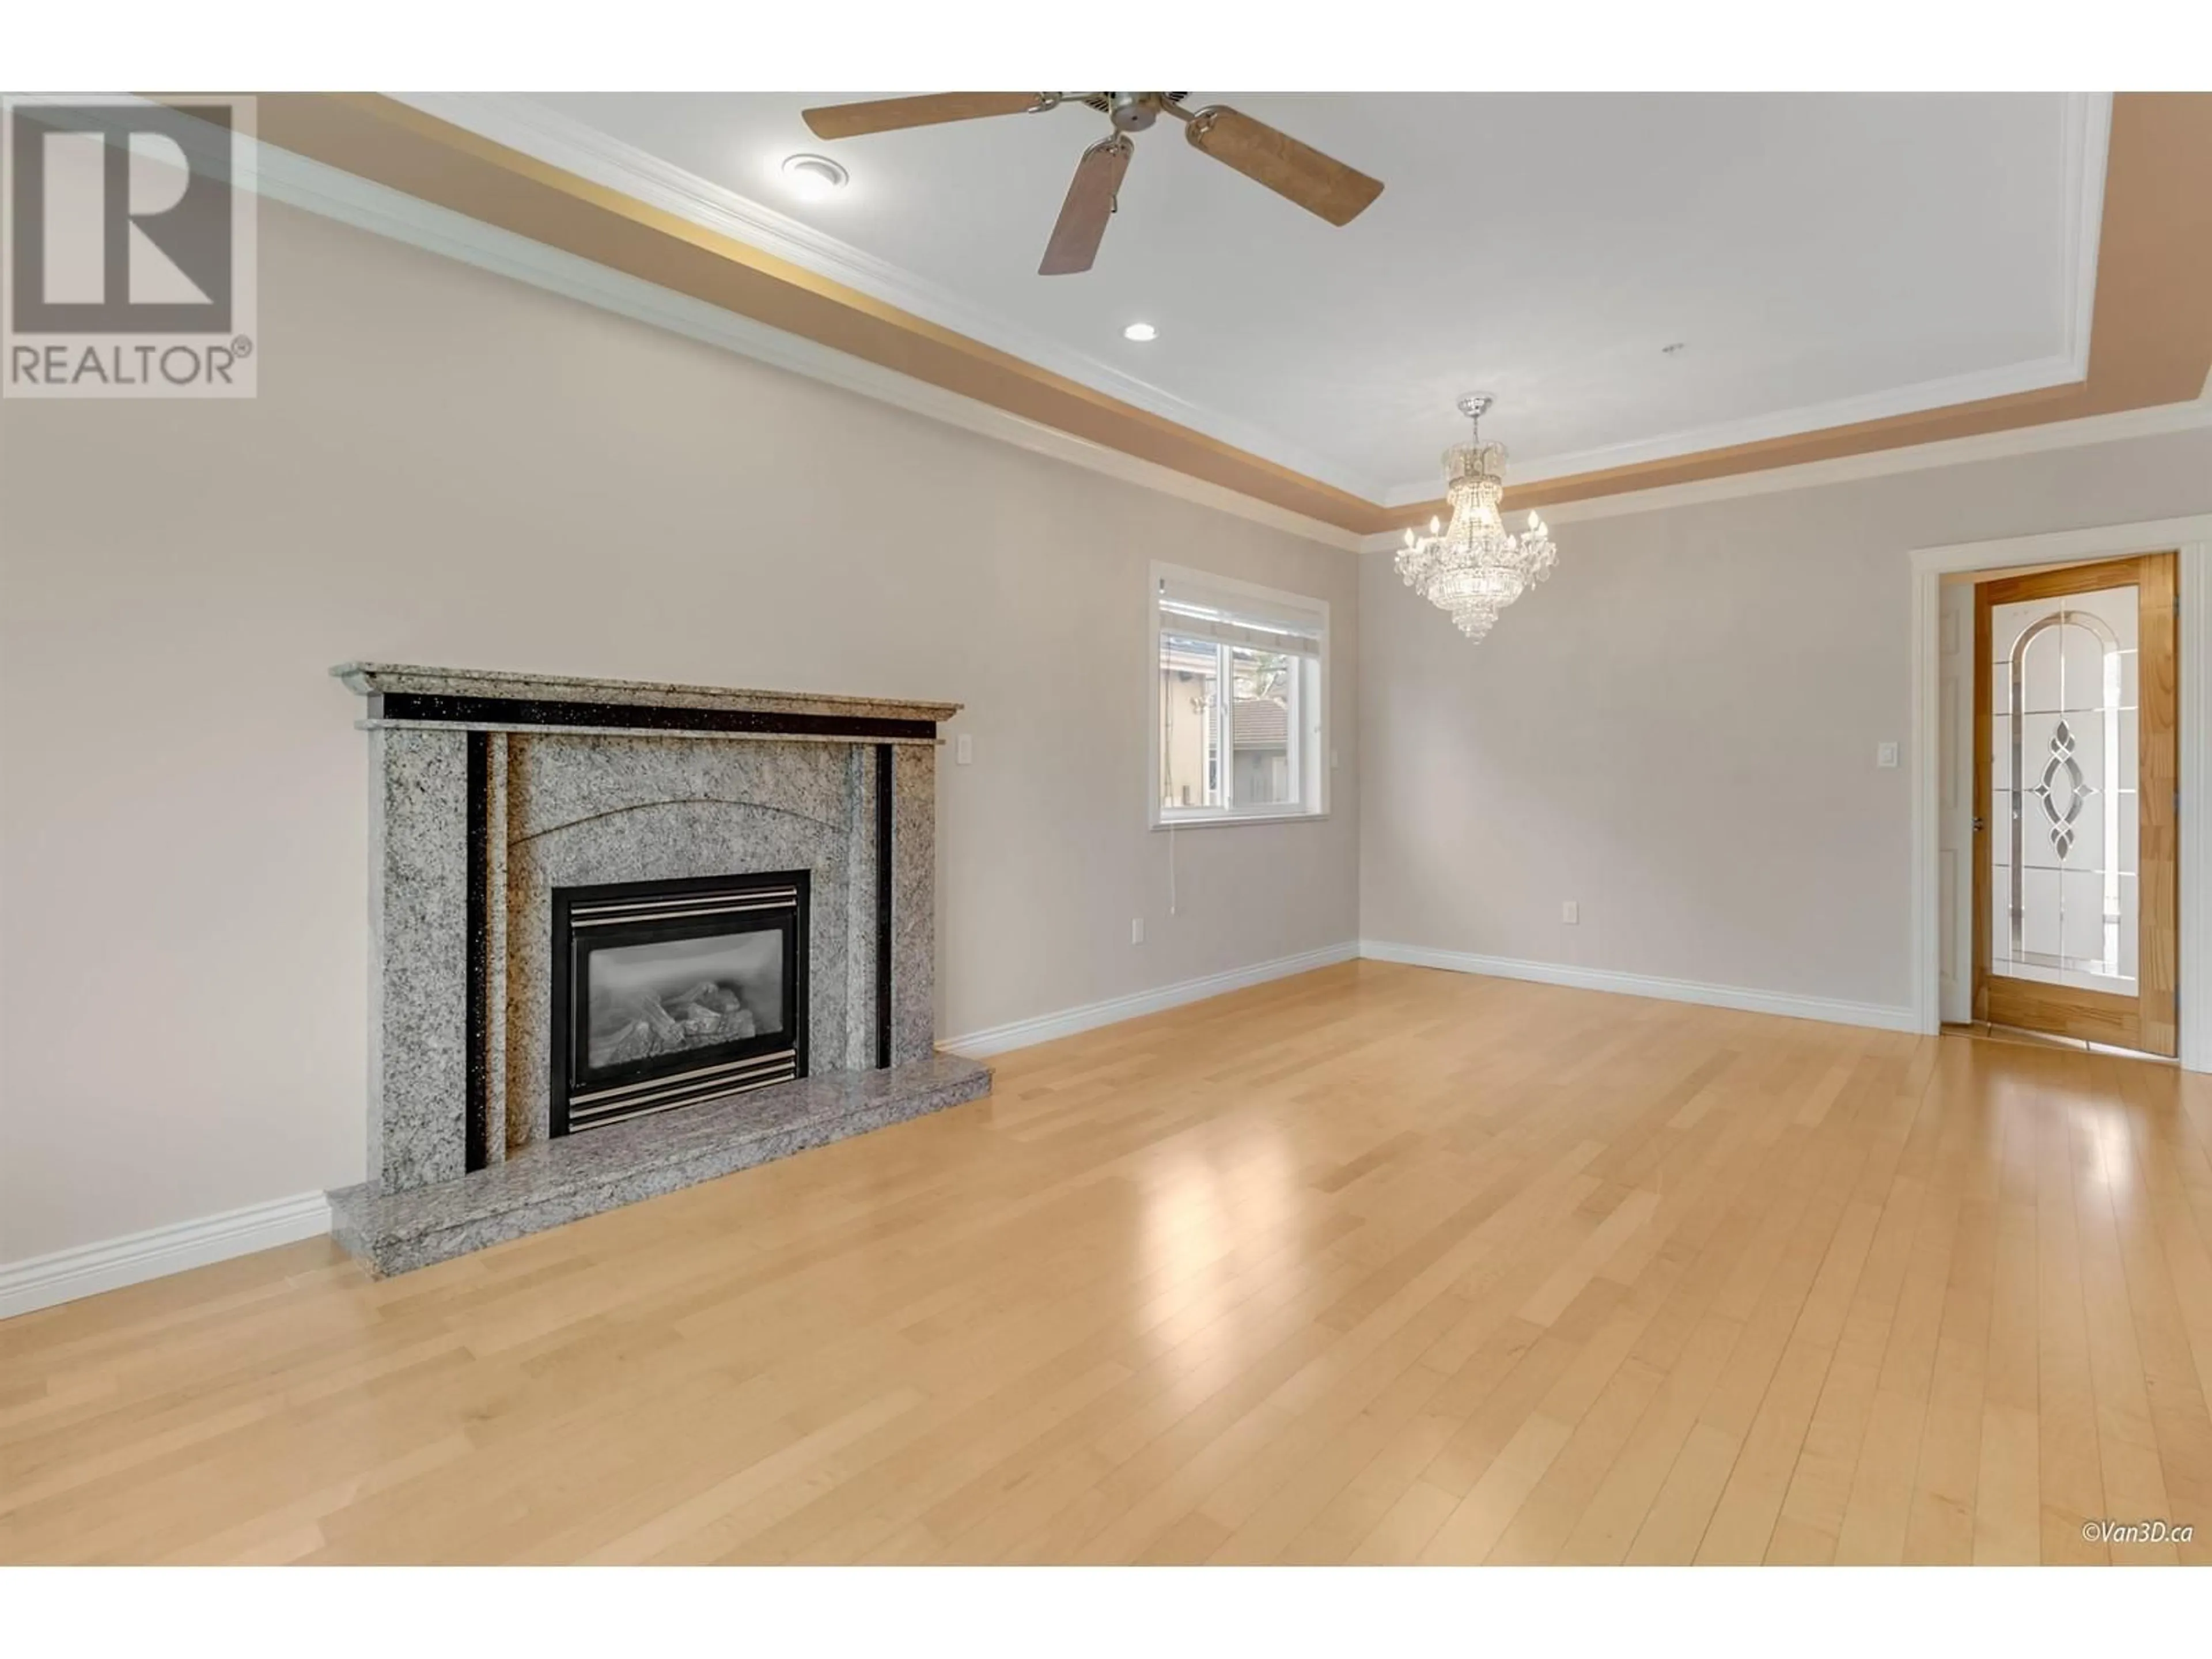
1395, 393, 1558, 641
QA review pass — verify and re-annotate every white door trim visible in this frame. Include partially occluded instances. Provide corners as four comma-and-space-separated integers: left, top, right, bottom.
1937, 582, 1974, 1025
1909, 514, 2212, 1066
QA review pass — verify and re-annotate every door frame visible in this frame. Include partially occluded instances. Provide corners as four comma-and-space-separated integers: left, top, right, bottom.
1911, 514, 2212, 1068
1972, 553, 2176, 1052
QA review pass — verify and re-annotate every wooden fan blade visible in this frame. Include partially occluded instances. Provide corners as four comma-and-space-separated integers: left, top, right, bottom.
1184, 106, 1382, 226
1039, 137, 1132, 276
801, 93, 1043, 140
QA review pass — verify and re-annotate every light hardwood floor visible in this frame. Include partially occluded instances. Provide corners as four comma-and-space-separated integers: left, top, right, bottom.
6, 960, 2212, 1565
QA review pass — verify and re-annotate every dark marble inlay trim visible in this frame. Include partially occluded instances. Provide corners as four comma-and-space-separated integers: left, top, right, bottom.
875, 743, 893, 1070
464, 732, 490, 1175
371, 692, 937, 743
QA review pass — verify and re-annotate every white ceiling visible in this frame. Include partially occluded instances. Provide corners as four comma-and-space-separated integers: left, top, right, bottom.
401, 92, 2107, 503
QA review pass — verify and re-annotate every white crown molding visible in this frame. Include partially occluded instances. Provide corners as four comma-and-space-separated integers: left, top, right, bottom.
938, 941, 1359, 1057
388, 92, 1389, 503
1376, 93, 2113, 505
202, 96, 2130, 562
1359, 940, 1918, 1034
2063, 92, 2112, 396
0, 1192, 332, 1320
234, 130, 1362, 554
1357, 393, 2212, 552
1382, 353, 2089, 505
394, 94, 2110, 517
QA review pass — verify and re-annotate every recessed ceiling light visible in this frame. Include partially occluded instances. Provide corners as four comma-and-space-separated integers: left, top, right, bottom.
1123, 321, 1158, 342
780, 154, 849, 201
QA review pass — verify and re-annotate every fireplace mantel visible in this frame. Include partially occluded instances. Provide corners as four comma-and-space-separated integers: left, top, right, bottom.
326, 661, 984, 1275
333, 662, 961, 741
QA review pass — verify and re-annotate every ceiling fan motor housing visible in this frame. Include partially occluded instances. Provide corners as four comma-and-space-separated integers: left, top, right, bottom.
1088, 93, 1189, 131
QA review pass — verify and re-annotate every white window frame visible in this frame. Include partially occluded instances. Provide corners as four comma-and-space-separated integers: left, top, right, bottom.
1149, 560, 1330, 830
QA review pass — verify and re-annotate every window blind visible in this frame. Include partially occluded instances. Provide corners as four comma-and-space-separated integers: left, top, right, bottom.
1156, 575, 1325, 658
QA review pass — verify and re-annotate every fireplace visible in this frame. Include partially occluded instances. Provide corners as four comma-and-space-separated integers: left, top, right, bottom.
550, 871, 809, 1134
327, 663, 991, 1277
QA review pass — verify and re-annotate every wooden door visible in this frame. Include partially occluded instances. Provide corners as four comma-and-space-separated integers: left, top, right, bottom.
1974, 552, 2177, 1054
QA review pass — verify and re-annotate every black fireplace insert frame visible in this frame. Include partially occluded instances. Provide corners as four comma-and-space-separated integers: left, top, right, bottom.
549, 869, 810, 1137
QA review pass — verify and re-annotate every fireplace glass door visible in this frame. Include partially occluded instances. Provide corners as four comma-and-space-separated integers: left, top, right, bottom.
551, 872, 808, 1133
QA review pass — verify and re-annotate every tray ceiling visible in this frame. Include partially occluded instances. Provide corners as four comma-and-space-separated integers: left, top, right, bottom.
404, 91, 2106, 504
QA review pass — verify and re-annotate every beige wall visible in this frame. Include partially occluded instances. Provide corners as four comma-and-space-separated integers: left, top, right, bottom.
1360, 425, 2212, 1011
0, 202, 1359, 1263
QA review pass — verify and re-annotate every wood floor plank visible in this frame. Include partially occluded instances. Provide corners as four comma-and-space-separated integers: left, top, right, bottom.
4, 961, 2208, 1565
1907, 1059, 2031, 1563
2032, 1074, 2108, 1564
2070, 1061, 2179, 1563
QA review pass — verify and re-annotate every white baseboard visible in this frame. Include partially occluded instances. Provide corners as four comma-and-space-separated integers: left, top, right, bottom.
940, 941, 1361, 1058
0, 1192, 333, 1321
0, 941, 1904, 1319
4, 946, 1351, 1314
1359, 940, 1919, 1034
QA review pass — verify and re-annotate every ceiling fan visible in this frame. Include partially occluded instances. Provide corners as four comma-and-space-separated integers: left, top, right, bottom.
798, 92, 1384, 275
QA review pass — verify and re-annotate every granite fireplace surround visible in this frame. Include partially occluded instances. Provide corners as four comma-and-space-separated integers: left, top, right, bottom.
324, 664, 991, 1275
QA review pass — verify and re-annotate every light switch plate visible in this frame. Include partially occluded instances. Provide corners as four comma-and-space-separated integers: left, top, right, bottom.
1562, 900, 1580, 925
955, 733, 974, 765
1131, 917, 1145, 945
1877, 741, 1899, 769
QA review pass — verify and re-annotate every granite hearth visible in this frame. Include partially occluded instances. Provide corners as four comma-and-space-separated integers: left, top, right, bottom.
329, 1055, 988, 1275
324, 662, 990, 1277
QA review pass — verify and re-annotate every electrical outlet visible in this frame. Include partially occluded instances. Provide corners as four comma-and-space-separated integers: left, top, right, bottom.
1131, 916, 1145, 945
955, 733, 974, 766
1562, 900, 1580, 925
1876, 741, 1899, 769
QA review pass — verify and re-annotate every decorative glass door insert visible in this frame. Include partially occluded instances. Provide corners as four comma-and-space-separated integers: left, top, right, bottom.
1974, 552, 2177, 1054
1989, 584, 2135, 992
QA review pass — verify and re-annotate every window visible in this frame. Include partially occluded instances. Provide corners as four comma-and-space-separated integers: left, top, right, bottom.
1152, 564, 1328, 825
